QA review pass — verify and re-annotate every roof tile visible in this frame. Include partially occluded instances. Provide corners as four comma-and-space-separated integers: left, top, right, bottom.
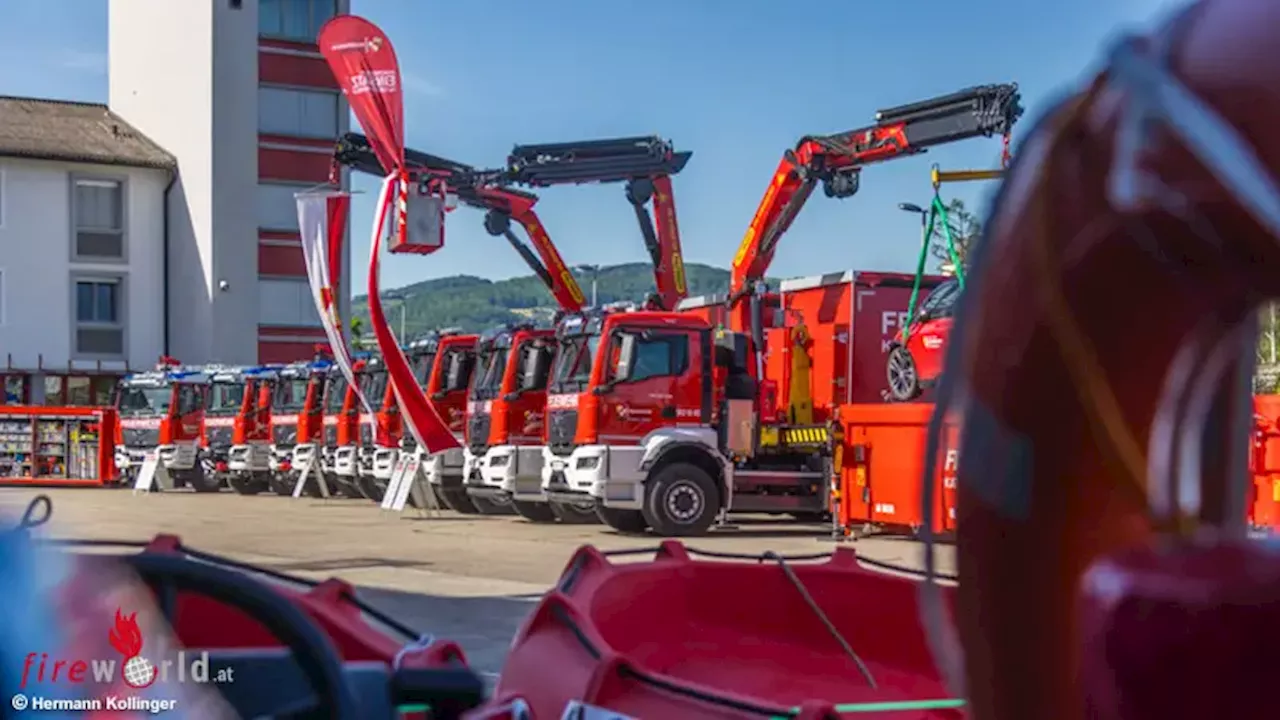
0, 95, 175, 170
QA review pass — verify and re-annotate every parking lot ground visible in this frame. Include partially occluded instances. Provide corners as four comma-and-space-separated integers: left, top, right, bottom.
0, 488, 956, 677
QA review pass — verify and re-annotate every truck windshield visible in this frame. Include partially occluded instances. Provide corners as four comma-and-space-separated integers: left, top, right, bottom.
206, 381, 245, 417
324, 376, 348, 413
472, 349, 506, 400
550, 334, 599, 393
412, 352, 436, 388
117, 386, 173, 417
361, 369, 389, 407
274, 379, 310, 411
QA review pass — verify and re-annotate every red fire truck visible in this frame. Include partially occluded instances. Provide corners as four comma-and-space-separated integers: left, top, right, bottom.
223, 365, 279, 494
461, 323, 556, 518
266, 356, 331, 496
113, 359, 212, 491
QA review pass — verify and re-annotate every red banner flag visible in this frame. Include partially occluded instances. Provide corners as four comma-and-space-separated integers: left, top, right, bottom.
367, 177, 460, 453
318, 15, 404, 175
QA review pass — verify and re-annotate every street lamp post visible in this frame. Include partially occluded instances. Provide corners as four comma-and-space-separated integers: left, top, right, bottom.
577, 264, 601, 308
383, 292, 407, 338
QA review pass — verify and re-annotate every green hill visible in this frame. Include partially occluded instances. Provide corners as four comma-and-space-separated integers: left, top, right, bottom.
351, 262, 733, 335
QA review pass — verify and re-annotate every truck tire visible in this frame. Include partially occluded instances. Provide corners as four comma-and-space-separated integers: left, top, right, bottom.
269, 472, 293, 496
185, 469, 223, 494
438, 486, 482, 514
550, 499, 600, 524
357, 476, 386, 503
512, 500, 557, 523
886, 345, 921, 402
228, 474, 265, 495
642, 463, 718, 537
471, 495, 516, 515
594, 499, 648, 534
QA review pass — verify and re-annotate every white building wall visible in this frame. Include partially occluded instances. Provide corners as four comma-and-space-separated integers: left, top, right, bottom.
108, 0, 260, 365
0, 159, 168, 370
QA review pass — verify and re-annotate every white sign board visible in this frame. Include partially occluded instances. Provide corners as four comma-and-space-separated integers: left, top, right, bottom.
290, 455, 331, 499
131, 450, 172, 494
380, 456, 410, 510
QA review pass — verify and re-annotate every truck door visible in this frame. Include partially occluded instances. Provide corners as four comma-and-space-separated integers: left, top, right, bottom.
596, 327, 694, 442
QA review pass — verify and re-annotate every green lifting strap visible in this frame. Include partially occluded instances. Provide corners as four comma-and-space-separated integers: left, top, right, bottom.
900, 193, 966, 345
772, 697, 967, 717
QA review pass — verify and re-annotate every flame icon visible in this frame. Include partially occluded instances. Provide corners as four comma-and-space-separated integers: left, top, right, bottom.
107, 609, 157, 689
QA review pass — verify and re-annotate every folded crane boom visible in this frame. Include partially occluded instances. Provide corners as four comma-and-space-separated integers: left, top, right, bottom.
461, 136, 693, 310
730, 83, 1024, 308
334, 133, 587, 312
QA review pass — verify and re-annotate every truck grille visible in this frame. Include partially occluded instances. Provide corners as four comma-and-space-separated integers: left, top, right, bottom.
547, 410, 578, 456
205, 426, 233, 448
273, 425, 297, 446
323, 426, 338, 446
123, 427, 160, 447
467, 412, 491, 454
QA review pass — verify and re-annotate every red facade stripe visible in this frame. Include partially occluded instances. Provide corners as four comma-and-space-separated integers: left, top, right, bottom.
259, 38, 320, 52
259, 244, 307, 277
259, 134, 335, 149
259, 326, 327, 338
259, 146, 334, 183
259, 340, 323, 364
260, 51, 338, 90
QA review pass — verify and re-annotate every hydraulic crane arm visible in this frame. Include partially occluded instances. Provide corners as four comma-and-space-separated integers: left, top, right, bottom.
463, 136, 693, 310
335, 133, 586, 312
730, 83, 1024, 299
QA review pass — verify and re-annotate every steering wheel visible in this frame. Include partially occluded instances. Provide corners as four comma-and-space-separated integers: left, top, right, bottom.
125, 552, 360, 719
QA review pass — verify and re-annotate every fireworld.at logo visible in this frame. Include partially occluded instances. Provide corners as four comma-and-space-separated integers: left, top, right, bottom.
19, 608, 233, 689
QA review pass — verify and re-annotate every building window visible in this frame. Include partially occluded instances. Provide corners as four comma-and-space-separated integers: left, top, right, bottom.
258, 87, 339, 139
259, 278, 322, 328
2, 374, 29, 404
73, 276, 125, 357
256, 182, 311, 231
259, 0, 336, 42
72, 177, 125, 260
44, 376, 66, 406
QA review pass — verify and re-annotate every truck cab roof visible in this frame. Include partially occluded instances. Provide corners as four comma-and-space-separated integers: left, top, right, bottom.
121, 368, 210, 387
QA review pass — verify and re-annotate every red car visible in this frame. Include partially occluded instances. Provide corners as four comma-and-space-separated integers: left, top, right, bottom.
886, 277, 961, 401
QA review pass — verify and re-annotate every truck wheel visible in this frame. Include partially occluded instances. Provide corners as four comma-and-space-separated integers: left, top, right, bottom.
512, 500, 557, 523
358, 476, 387, 503
330, 475, 363, 499
594, 499, 648, 534
269, 473, 294, 496
185, 469, 223, 494
550, 499, 600, 524
642, 463, 718, 537
471, 495, 516, 515
228, 475, 263, 495
438, 487, 482, 514
886, 345, 921, 402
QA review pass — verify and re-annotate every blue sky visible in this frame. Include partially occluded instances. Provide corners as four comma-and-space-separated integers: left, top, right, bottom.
0, 0, 1178, 294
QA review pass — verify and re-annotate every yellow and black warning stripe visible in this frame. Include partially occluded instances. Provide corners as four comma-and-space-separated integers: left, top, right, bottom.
781, 426, 829, 446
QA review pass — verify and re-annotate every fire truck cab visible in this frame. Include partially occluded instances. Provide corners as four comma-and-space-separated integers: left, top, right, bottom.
412, 332, 478, 512
271, 356, 331, 495
114, 359, 209, 489
574, 271, 934, 535
462, 323, 555, 518
224, 365, 279, 494
538, 306, 704, 528
319, 362, 364, 497
201, 365, 250, 493
356, 353, 398, 501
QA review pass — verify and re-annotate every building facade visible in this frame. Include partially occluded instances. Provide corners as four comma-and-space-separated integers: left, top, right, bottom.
108, 0, 350, 366
0, 97, 176, 405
